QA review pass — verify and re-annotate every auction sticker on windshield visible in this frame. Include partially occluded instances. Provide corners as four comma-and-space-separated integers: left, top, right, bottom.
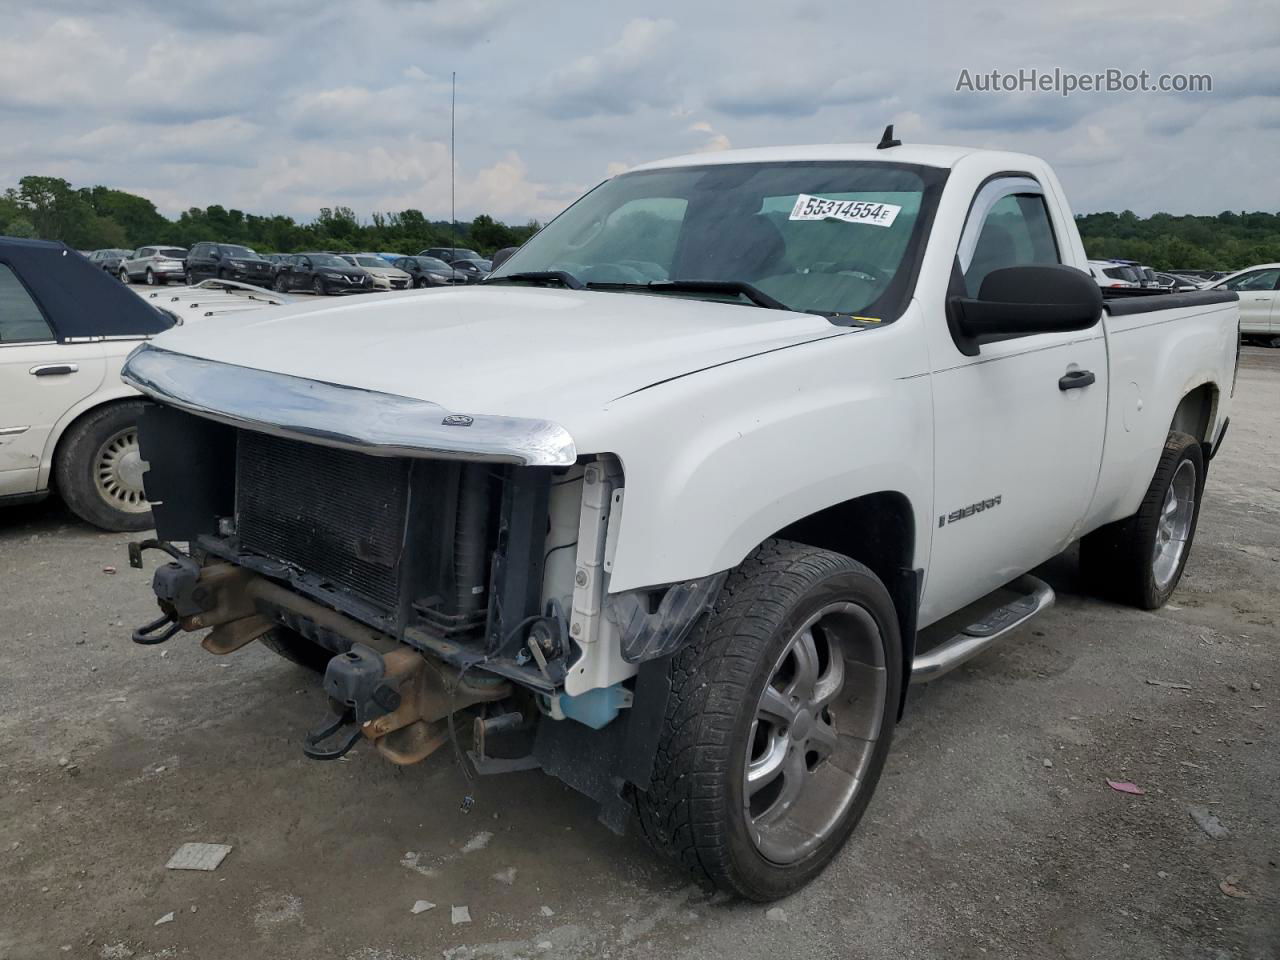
789, 195, 901, 228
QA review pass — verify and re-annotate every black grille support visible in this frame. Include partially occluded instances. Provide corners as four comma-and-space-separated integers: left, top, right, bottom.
486, 467, 553, 658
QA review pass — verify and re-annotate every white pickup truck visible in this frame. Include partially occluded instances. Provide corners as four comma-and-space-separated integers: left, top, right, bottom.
121, 138, 1239, 901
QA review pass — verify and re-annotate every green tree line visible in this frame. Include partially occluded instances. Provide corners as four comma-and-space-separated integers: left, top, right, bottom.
3, 174, 1279, 271
1076, 209, 1280, 272
0, 176, 540, 257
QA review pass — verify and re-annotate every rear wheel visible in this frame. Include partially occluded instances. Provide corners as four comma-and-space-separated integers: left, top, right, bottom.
54, 401, 153, 532
636, 539, 900, 901
145, 268, 156, 285
1081, 431, 1204, 609
260, 628, 334, 672
185, 269, 194, 285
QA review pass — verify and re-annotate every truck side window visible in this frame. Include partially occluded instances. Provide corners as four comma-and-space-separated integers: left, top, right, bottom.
964, 194, 1060, 296
0, 264, 55, 343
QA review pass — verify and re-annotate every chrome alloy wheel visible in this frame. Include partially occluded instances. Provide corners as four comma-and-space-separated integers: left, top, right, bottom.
94, 427, 149, 513
1152, 458, 1197, 590
744, 602, 887, 864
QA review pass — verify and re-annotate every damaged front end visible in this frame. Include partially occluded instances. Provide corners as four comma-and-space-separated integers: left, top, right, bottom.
122, 344, 722, 829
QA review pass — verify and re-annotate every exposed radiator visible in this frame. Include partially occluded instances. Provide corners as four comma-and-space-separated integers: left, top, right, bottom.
236, 431, 409, 610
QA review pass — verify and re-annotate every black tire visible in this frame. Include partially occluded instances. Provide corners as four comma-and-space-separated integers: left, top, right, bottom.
145, 268, 156, 286
312, 277, 326, 296
415, 277, 428, 289
636, 539, 902, 901
54, 401, 153, 532
260, 628, 334, 672
119, 268, 131, 284
272, 274, 286, 293
1081, 431, 1205, 609
185, 269, 194, 285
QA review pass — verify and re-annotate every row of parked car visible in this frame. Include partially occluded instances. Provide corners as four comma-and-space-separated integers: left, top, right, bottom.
1087, 257, 1280, 343
84, 245, 495, 295
1086, 258, 1221, 292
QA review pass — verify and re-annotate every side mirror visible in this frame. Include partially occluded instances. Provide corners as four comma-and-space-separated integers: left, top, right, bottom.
949, 264, 1102, 355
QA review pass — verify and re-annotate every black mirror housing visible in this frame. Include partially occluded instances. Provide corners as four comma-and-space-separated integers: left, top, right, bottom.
949, 264, 1102, 355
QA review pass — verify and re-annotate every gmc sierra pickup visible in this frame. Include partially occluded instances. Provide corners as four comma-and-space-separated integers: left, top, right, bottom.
121, 136, 1239, 901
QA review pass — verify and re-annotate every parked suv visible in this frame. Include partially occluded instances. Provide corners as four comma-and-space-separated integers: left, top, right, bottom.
185, 243, 275, 288
119, 246, 187, 285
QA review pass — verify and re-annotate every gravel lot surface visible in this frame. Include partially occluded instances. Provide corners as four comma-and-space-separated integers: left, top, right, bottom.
1, 349, 1276, 960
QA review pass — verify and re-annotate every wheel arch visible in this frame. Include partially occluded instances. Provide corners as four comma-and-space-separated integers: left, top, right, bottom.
1169, 380, 1220, 460
769, 489, 920, 717
41, 391, 145, 491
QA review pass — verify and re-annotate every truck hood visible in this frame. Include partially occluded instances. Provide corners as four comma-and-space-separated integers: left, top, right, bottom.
146, 285, 847, 425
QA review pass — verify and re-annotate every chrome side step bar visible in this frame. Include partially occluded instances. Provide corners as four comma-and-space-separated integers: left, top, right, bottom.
910, 574, 1055, 683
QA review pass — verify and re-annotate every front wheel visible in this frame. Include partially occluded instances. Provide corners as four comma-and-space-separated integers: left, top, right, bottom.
119, 268, 131, 284
1081, 431, 1205, 609
415, 277, 428, 288
637, 539, 901, 901
312, 277, 326, 296
185, 269, 194, 285
274, 275, 288, 293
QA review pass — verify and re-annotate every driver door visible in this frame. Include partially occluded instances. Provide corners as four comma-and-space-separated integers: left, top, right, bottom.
922, 177, 1108, 624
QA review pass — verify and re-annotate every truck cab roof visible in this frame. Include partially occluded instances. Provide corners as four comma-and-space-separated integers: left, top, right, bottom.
629, 142, 1027, 173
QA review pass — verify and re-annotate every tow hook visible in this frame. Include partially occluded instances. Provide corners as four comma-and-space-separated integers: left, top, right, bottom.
303, 644, 403, 761
128, 539, 203, 646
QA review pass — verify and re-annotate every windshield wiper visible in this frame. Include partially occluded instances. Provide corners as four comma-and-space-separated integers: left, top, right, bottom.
486, 270, 583, 290
586, 279, 791, 311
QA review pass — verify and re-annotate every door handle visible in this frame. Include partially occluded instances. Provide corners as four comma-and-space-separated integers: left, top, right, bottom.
30, 363, 79, 377
1059, 369, 1095, 391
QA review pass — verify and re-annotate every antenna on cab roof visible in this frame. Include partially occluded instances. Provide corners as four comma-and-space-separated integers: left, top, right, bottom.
876, 124, 902, 150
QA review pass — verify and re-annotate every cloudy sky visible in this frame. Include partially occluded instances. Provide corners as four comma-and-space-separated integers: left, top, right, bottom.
1, 0, 1276, 224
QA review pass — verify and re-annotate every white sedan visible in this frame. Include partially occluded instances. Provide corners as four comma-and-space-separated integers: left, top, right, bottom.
1212, 264, 1279, 344
1, 241, 284, 531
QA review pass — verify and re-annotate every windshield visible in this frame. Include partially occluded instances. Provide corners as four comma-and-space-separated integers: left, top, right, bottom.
418, 257, 451, 271
310, 254, 350, 268
222, 245, 259, 259
353, 256, 386, 268
490, 160, 945, 318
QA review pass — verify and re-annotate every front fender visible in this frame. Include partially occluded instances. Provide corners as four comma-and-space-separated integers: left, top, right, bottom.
601, 313, 934, 593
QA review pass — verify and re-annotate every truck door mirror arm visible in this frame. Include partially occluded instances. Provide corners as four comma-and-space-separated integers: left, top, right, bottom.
947, 264, 1102, 355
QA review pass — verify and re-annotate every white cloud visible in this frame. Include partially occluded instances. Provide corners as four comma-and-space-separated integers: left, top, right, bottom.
534, 18, 678, 119
0, 0, 1275, 223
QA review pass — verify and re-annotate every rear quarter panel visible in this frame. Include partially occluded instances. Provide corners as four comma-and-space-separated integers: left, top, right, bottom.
36, 349, 142, 490
1086, 300, 1237, 530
